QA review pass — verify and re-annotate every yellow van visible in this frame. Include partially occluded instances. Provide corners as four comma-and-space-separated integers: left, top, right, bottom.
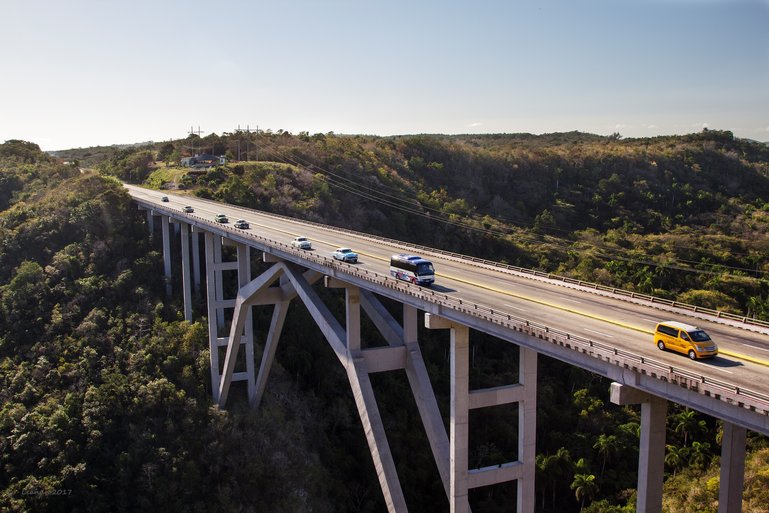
654, 321, 718, 360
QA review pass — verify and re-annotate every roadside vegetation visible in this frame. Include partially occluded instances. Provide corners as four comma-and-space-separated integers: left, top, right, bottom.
3, 132, 769, 512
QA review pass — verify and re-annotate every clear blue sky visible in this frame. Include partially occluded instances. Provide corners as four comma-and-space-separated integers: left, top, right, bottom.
2, 0, 768, 150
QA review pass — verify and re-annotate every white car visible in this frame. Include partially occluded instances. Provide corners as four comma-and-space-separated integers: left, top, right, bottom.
332, 247, 358, 263
291, 236, 312, 250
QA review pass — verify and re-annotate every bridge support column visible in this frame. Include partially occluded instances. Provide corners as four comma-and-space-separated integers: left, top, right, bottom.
236, 243, 256, 400
146, 209, 154, 235
610, 383, 666, 513
161, 215, 172, 297
218, 254, 323, 408
191, 227, 201, 297
179, 222, 193, 321
718, 421, 746, 513
448, 320, 470, 513
204, 232, 240, 401
517, 347, 537, 513
426, 313, 536, 513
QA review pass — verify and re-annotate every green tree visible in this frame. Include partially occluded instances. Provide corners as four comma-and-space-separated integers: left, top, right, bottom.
689, 441, 712, 469
571, 473, 599, 511
157, 142, 175, 164
673, 408, 706, 446
665, 444, 688, 477
593, 434, 620, 477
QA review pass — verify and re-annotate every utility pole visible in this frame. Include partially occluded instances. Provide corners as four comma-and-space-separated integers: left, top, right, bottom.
233, 125, 242, 161
188, 125, 204, 156
233, 125, 255, 161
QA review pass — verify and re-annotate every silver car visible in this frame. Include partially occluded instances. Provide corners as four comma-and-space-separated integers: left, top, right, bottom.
332, 247, 358, 263
291, 236, 312, 250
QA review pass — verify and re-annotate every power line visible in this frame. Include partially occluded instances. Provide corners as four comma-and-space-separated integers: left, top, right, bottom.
219, 135, 769, 278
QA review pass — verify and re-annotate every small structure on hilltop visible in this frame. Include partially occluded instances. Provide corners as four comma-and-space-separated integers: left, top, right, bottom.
180, 153, 226, 169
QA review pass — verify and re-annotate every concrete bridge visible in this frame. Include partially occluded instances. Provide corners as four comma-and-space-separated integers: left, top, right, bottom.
127, 184, 769, 513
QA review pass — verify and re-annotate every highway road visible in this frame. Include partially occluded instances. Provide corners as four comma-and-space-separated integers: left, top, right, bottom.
126, 185, 769, 409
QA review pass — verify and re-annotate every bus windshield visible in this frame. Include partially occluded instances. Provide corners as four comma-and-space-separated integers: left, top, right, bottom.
416, 262, 434, 276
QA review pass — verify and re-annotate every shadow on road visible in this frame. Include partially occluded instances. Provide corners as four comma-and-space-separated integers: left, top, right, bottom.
427, 284, 456, 293
702, 356, 743, 368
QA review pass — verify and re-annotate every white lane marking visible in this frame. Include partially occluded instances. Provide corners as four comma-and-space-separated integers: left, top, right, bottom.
709, 366, 733, 375
744, 344, 769, 353
562, 298, 582, 303
584, 328, 613, 338
503, 303, 529, 312
641, 318, 657, 324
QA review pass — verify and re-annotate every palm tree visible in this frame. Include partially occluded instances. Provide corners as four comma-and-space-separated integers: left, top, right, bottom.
571, 473, 599, 511
673, 408, 705, 446
689, 441, 712, 469
540, 447, 573, 510
536, 454, 553, 510
593, 434, 620, 477
664, 444, 688, 477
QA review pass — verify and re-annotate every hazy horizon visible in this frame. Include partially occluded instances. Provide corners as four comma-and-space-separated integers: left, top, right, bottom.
3, 0, 768, 151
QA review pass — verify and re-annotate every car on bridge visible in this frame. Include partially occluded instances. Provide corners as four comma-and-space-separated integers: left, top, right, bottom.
234, 219, 249, 229
214, 213, 228, 223
183, 205, 194, 213
654, 321, 718, 360
291, 236, 312, 250
161, 195, 169, 202
332, 247, 358, 263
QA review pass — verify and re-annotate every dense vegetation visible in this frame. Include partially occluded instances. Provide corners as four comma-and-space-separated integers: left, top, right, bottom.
89, 128, 769, 318
3, 132, 769, 512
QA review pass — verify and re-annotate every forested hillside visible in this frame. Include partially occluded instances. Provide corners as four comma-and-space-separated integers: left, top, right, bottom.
3, 132, 769, 512
90, 128, 769, 318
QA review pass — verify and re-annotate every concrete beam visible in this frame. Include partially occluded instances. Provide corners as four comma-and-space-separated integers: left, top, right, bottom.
346, 356, 409, 513
362, 346, 408, 373
467, 462, 522, 489
252, 301, 289, 409
425, 312, 456, 330
469, 384, 524, 410
610, 382, 654, 406
282, 264, 348, 365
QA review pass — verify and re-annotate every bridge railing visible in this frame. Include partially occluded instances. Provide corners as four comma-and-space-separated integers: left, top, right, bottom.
179, 195, 769, 332
142, 201, 769, 417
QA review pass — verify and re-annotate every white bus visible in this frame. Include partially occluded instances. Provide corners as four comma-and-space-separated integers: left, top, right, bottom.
389, 254, 435, 286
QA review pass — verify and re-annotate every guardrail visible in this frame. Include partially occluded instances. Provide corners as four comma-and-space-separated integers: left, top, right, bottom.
139, 198, 769, 418
169, 192, 769, 331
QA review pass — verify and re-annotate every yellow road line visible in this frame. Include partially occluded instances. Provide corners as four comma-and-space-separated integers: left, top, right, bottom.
174, 202, 769, 368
